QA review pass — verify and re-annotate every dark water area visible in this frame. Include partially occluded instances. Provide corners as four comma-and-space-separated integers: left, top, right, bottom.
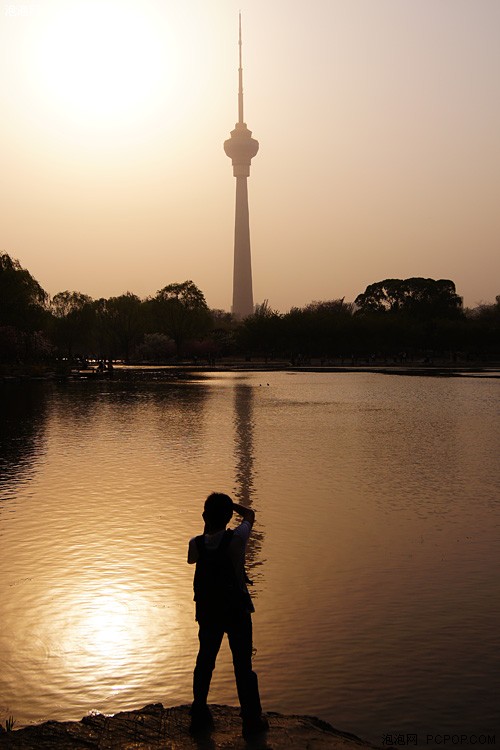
0, 372, 499, 746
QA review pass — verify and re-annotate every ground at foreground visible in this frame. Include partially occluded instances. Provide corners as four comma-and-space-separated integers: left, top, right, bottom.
0, 703, 379, 749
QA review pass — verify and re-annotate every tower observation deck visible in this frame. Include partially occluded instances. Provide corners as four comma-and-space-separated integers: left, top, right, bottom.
224, 14, 259, 319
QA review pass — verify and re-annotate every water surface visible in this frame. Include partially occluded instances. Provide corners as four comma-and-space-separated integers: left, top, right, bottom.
0, 371, 499, 745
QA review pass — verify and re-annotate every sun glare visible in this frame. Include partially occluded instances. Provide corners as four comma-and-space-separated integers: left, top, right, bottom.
34, 1, 170, 125
44, 575, 185, 698
82, 594, 132, 658
59, 587, 154, 678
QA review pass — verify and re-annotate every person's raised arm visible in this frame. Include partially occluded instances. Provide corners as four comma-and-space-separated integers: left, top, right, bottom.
232, 502, 255, 527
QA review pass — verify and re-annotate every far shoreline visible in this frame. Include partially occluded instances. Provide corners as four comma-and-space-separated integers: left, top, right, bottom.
2, 359, 500, 383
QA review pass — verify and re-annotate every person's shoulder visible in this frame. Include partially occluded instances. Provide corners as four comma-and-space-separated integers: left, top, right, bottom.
232, 519, 252, 543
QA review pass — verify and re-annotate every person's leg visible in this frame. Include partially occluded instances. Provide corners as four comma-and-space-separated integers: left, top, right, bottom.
227, 612, 264, 723
192, 618, 224, 710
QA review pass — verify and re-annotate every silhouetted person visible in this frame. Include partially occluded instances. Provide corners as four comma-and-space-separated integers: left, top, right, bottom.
188, 492, 268, 737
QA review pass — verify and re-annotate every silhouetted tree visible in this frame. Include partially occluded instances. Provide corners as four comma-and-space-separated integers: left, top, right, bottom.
0, 326, 23, 364
208, 309, 237, 359
353, 278, 465, 357
464, 296, 500, 359
236, 300, 283, 358
0, 253, 49, 362
355, 277, 463, 318
135, 333, 175, 363
278, 299, 355, 360
50, 290, 95, 358
92, 298, 113, 360
104, 293, 145, 362
0, 253, 48, 331
152, 280, 211, 355
158, 280, 208, 308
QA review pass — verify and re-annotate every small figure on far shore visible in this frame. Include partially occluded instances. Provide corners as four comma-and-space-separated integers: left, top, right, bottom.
188, 492, 268, 738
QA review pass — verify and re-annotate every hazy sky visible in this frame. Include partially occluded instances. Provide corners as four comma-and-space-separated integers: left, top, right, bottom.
2, 0, 499, 311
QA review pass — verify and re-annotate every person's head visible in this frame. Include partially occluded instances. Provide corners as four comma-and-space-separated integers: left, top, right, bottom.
203, 492, 233, 531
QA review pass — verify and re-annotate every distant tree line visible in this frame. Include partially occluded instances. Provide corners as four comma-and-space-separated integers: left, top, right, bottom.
1, 252, 499, 369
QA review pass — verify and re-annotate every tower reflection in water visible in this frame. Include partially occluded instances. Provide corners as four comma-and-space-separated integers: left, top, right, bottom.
232, 383, 264, 588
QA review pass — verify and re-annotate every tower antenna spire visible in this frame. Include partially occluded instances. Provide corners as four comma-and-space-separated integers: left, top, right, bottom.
224, 13, 259, 319
238, 12, 244, 124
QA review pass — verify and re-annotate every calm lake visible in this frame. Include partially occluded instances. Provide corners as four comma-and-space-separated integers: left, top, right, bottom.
1, 370, 499, 746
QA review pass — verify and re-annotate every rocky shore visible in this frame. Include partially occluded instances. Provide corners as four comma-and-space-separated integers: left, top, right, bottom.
0, 704, 378, 749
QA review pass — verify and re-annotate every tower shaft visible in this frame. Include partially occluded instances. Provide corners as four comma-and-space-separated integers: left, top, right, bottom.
232, 176, 253, 317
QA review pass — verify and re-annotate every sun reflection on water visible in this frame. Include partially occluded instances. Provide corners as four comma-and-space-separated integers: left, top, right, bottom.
57, 583, 176, 685
76, 594, 135, 660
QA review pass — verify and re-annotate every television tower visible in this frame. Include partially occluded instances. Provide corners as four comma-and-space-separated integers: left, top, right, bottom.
224, 14, 259, 319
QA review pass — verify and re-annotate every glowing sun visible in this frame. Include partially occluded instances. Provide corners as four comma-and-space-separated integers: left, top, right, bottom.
34, 1, 170, 124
